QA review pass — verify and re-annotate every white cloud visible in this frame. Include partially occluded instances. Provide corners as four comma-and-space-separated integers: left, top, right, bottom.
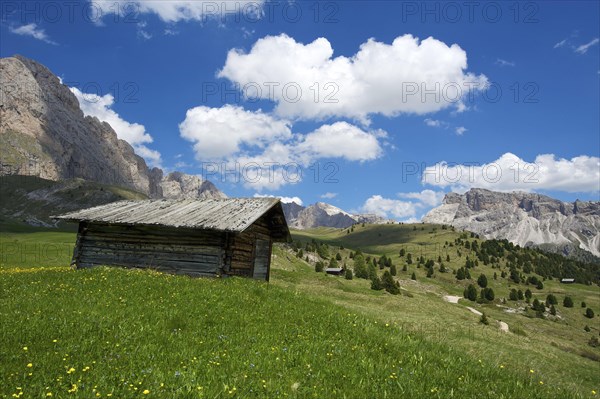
320, 192, 338, 199
179, 105, 292, 160
9, 23, 57, 45
397, 190, 445, 207
360, 190, 447, 221
455, 126, 467, 136
554, 39, 568, 48
70, 87, 162, 167
219, 34, 488, 123
253, 193, 303, 206
554, 36, 599, 55
495, 58, 515, 67
295, 122, 385, 163
424, 118, 443, 127
361, 195, 417, 219
179, 106, 386, 190
575, 38, 599, 54
93, 0, 264, 23
422, 152, 600, 193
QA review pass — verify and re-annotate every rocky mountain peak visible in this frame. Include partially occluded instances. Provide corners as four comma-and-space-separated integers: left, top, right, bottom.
424, 189, 600, 257
0, 55, 224, 200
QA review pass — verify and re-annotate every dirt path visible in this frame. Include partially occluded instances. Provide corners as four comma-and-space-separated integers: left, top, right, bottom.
443, 294, 510, 332
443, 295, 461, 304
466, 306, 483, 316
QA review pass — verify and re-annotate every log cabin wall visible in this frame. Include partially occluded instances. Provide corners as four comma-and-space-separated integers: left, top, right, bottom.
227, 215, 273, 279
74, 222, 226, 277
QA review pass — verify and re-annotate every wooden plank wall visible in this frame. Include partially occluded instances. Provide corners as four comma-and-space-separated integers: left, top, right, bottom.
75, 223, 224, 277
227, 215, 272, 280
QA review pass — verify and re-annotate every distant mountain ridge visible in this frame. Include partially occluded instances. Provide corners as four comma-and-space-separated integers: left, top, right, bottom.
423, 188, 600, 257
0, 55, 225, 200
282, 201, 387, 229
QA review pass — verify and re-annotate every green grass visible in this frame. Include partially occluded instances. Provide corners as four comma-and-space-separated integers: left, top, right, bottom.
0, 225, 599, 398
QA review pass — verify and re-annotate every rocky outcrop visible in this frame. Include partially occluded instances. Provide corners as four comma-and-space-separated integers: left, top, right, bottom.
0, 55, 224, 200
283, 201, 388, 229
423, 188, 600, 257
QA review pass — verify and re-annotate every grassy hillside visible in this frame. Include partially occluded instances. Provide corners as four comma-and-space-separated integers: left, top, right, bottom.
0, 175, 147, 230
0, 224, 598, 398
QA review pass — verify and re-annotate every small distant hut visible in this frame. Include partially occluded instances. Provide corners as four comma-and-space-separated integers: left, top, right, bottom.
560, 278, 575, 284
54, 198, 290, 281
325, 267, 344, 276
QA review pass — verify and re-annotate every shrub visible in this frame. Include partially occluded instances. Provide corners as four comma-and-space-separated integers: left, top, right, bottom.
336, 253, 342, 261
550, 305, 557, 316
426, 268, 434, 278
390, 264, 397, 276
525, 289, 532, 299
584, 325, 591, 332
585, 308, 595, 319
581, 301, 587, 308
517, 290, 524, 300
402, 264, 408, 272
480, 313, 489, 325
536, 281, 544, 290
411, 272, 416, 281
509, 289, 518, 301
563, 296, 574, 308
546, 294, 558, 306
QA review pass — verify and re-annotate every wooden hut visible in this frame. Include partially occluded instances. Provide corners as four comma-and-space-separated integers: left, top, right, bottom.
54, 198, 290, 281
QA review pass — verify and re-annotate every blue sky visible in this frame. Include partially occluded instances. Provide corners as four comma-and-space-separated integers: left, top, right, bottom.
1, 0, 599, 220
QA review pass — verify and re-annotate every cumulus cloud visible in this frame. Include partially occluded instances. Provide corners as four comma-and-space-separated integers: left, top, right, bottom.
179, 105, 292, 160
424, 118, 444, 127
9, 23, 57, 45
361, 190, 447, 220
320, 192, 338, 199
71, 87, 162, 167
218, 34, 488, 123
397, 190, 445, 207
422, 152, 600, 193
455, 126, 467, 136
253, 193, 303, 206
179, 106, 386, 190
361, 195, 417, 219
92, 0, 264, 23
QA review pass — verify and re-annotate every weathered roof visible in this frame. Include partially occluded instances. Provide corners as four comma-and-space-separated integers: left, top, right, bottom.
53, 198, 290, 237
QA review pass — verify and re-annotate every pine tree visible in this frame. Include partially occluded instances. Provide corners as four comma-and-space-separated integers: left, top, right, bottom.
477, 274, 488, 288
581, 301, 587, 308
329, 258, 338, 268
585, 308, 595, 319
402, 264, 408, 272
371, 275, 383, 291
336, 252, 342, 261
525, 289, 532, 300
563, 296, 574, 308
411, 272, 416, 280
399, 248, 406, 257
381, 271, 400, 295
509, 289, 518, 301
344, 268, 353, 280
390, 264, 397, 276
426, 268, 434, 278
546, 294, 558, 306
315, 261, 324, 272
353, 255, 369, 279
465, 284, 478, 301
550, 305, 557, 316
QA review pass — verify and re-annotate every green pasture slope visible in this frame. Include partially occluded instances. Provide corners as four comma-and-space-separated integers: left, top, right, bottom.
1, 223, 598, 398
